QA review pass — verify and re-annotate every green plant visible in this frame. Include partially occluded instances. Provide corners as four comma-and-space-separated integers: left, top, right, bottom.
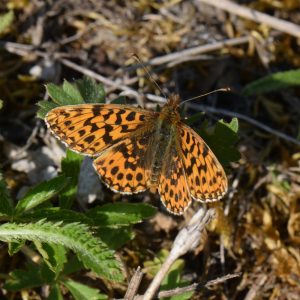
0, 114, 156, 300
0, 167, 155, 298
242, 68, 300, 96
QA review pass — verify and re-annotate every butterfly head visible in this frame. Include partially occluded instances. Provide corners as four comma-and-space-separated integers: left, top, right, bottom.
160, 94, 181, 122
167, 94, 180, 108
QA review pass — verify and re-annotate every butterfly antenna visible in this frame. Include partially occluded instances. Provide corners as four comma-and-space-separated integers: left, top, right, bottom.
132, 54, 168, 99
179, 88, 230, 107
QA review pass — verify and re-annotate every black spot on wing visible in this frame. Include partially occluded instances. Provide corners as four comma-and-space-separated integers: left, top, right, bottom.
84, 135, 95, 143
126, 111, 136, 121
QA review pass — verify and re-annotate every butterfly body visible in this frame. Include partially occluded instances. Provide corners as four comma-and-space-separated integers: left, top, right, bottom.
45, 94, 227, 215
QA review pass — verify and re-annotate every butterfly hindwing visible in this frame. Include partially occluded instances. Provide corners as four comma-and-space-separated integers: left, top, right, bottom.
179, 124, 228, 202
158, 145, 192, 215
93, 134, 154, 194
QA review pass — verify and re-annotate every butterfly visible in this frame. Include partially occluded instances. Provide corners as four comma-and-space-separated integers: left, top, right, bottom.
45, 94, 228, 215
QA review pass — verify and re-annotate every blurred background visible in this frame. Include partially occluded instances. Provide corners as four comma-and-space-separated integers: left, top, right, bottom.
0, 0, 300, 299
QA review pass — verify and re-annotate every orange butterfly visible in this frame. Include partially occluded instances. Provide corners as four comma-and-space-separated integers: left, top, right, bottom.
45, 94, 227, 215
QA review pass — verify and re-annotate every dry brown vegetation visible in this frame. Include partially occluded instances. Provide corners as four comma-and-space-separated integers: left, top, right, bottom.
0, 0, 300, 299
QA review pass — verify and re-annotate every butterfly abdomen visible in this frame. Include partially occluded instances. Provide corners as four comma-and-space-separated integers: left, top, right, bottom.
149, 119, 176, 188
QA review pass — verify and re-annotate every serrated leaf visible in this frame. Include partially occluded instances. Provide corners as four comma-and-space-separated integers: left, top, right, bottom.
59, 150, 83, 209
0, 221, 124, 282
63, 279, 108, 300
21, 207, 91, 224
0, 11, 14, 34
15, 175, 69, 215
75, 76, 105, 103
242, 69, 300, 96
0, 171, 14, 217
36, 100, 59, 119
21, 206, 136, 249
87, 203, 156, 227
62, 80, 84, 104
34, 241, 67, 276
8, 241, 25, 255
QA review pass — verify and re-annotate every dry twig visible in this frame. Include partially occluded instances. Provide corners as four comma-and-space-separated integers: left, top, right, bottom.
157, 272, 242, 298
198, 0, 300, 38
139, 36, 250, 67
140, 208, 215, 300
124, 267, 143, 300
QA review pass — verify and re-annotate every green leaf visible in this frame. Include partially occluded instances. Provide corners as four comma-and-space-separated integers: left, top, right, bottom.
62, 255, 84, 276
97, 227, 134, 250
5, 262, 55, 291
0, 221, 124, 282
0, 171, 14, 217
144, 249, 170, 277
15, 175, 69, 215
184, 111, 204, 127
20, 207, 91, 224
34, 242, 67, 277
0, 99, 3, 110
21, 206, 136, 249
59, 150, 83, 209
0, 11, 14, 34
161, 261, 193, 300
62, 279, 108, 300
62, 80, 84, 104
36, 100, 58, 119
37, 78, 106, 118
297, 124, 300, 141
75, 76, 105, 103
46, 83, 76, 105
87, 203, 156, 227
48, 284, 64, 300
8, 241, 25, 255
242, 69, 300, 96
197, 118, 240, 166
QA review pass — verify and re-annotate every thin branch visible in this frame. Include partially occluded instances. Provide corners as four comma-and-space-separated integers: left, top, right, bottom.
157, 272, 242, 298
144, 95, 300, 146
198, 0, 300, 38
138, 36, 250, 67
187, 103, 300, 146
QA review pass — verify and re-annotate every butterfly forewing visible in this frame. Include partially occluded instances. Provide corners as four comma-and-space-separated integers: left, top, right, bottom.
93, 133, 155, 194
45, 104, 155, 156
179, 124, 228, 202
